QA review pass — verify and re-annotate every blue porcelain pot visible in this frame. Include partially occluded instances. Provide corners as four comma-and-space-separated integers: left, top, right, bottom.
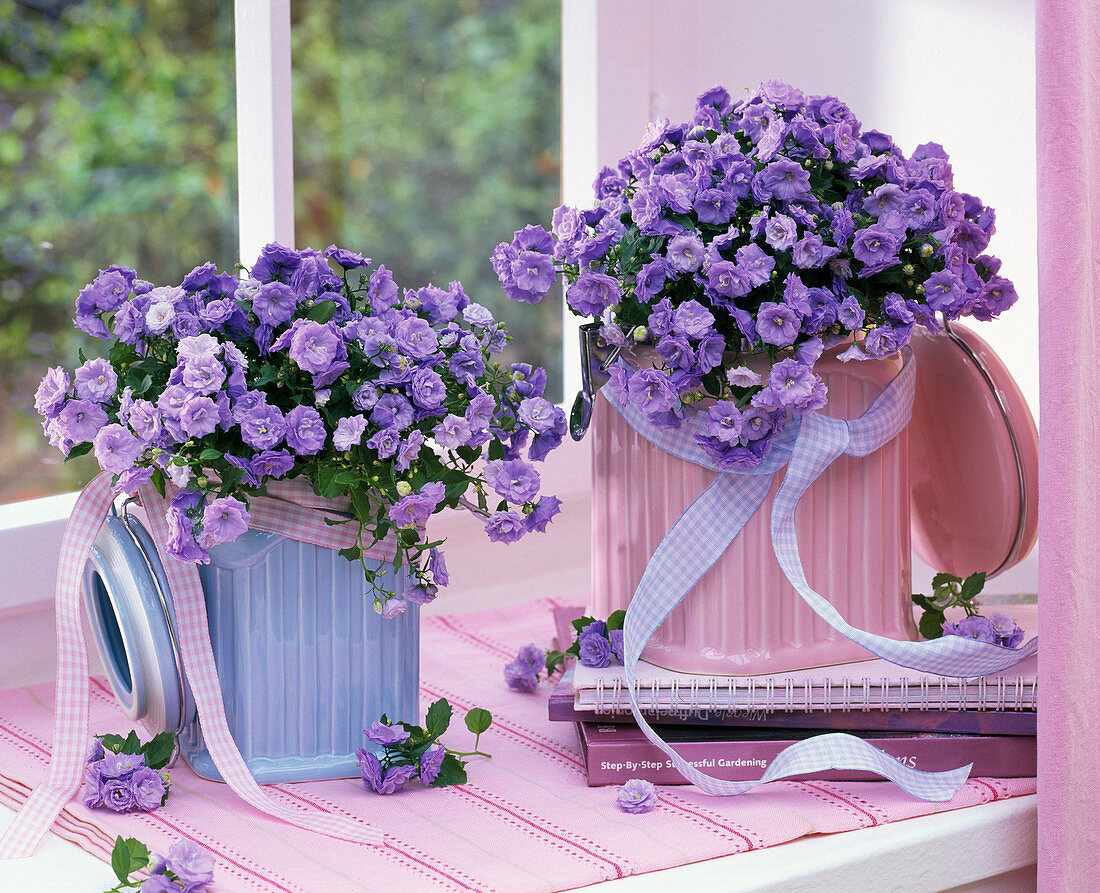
82, 505, 420, 783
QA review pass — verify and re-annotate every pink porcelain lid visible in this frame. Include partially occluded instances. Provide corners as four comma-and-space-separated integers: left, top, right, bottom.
908, 322, 1039, 578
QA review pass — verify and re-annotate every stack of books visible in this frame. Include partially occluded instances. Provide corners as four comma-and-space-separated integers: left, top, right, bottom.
549, 607, 1038, 786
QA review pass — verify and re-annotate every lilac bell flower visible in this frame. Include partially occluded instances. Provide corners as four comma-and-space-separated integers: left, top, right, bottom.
164, 839, 216, 890
485, 510, 527, 544
93, 425, 143, 475
200, 496, 250, 548
366, 721, 411, 746
578, 632, 611, 668
419, 745, 446, 785
617, 779, 658, 814
284, 405, 327, 455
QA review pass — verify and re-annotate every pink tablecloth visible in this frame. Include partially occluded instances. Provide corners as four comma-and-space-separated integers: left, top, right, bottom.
0, 597, 1035, 892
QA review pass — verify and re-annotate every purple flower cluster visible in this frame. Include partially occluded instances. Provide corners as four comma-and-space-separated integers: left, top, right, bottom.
494, 80, 1018, 467
503, 643, 547, 692
576, 620, 624, 669
942, 611, 1025, 648
37, 242, 566, 606
141, 839, 216, 892
82, 742, 168, 814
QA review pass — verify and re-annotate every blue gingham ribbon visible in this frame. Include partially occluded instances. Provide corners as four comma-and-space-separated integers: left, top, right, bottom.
605, 349, 1037, 800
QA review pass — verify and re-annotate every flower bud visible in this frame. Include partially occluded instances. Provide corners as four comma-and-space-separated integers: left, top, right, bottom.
396, 481, 412, 497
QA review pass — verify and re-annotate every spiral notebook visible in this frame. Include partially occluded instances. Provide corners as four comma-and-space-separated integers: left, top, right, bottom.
571, 651, 1038, 715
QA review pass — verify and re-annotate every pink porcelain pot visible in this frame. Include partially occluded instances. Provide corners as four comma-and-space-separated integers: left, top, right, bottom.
591, 349, 918, 675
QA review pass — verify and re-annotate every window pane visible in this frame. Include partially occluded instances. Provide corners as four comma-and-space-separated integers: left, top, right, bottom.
291, 0, 562, 399
0, 0, 237, 502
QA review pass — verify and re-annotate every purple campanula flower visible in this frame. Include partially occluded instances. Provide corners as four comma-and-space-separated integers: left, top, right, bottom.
389, 481, 446, 528
410, 367, 447, 411
250, 449, 295, 481
463, 302, 496, 329
352, 381, 379, 411
947, 615, 997, 644
82, 763, 106, 809
395, 430, 425, 472
178, 396, 220, 438
792, 233, 840, 269
756, 158, 812, 203
448, 347, 486, 387
381, 597, 408, 618
144, 299, 176, 336
433, 414, 473, 450
510, 251, 556, 297
99, 749, 145, 779
371, 393, 414, 432
609, 629, 624, 663
735, 243, 775, 288
200, 496, 249, 547
764, 213, 798, 252
851, 225, 899, 272
578, 632, 611, 668
923, 270, 966, 315
375, 763, 417, 795
333, 414, 368, 451
666, 233, 705, 273
419, 745, 446, 785
251, 280, 298, 326
726, 366, 761, 389
863, 183, 906, 218
705, 402, 743, 444
617, 779, 658, 814
756, 302, 801, 347
504, 660, 539, 692
164, 839, 216, 890
427, 547, 449, 587
863, 323, 912, 359
626, 369, 678, 414
485, 458, 541, 504
102, 778, 135, 812
165, 489, 208, 563
758, 358, 817, 409
93, 424, 142, 474
514, 643, 546, 675
366, 426, 401, 459
567, 272, 621, 318
324, 244, 371, 269
35, 367, 71, 417
693, 188, 737, 225
57, 399, 108, 444
289, 320, 344, 377
657, 335, 694, 371
634, 259, 668, 303
485, 510, 527, 544
74, 358, 118, 403
989, 612, 1025, 648
838, 295, 865, 330
670, 300, 715, 338
404, 584, 438, 605
239, 402, 286, 451
366, 720, 411, 746
367, 264, 400, 312
180, 354, 226, 395
356, 748, 386, 792
706, 261, 752, 305
394, 316, 439, 360
525, 496, 562, 534
129, 766, 167, 812
517, 396, 558, 434
284, 405, 327, 454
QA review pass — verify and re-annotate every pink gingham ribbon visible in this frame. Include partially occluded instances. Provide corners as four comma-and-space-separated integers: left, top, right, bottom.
0, 474, 393, 858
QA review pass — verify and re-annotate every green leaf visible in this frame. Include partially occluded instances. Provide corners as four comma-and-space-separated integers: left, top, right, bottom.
121, 729, 141, 754
430, 753, 468, 787
199, 448, 222, 461
315, 464, 344, 499
910, 593, 934, 611
339, 546, 361, 562
918, 609, 946, 641
309, 300, 338, 323
99, 733, 126, 753
487, 439, 504, 461
960, 571, 987, 602
931, 572, 961, 590
464, 707, 492, 736
64, 441, 92, 461
571, 616, 597, 634
455, 445, 479, 464
111, 836, 150, 883
606, 610, 626, 631
424, 698, 453, 738
141, 732, 176, 770
545, 649, 567, 677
